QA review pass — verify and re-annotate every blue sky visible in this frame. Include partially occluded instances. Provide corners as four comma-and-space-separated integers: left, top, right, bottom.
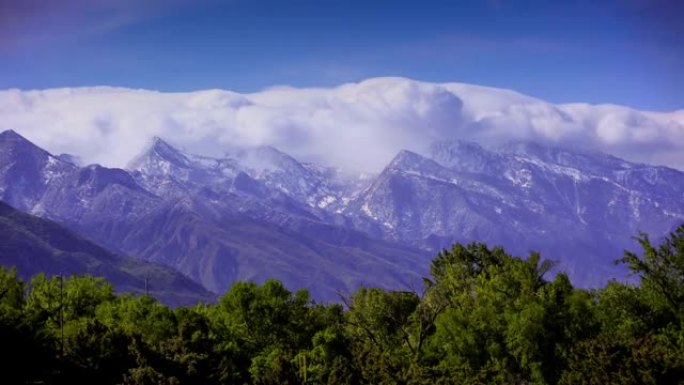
1, 0, 682, 110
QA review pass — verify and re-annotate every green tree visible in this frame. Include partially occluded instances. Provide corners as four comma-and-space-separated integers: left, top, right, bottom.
0, 268, 56, 383
560, 225, 684, 384
618, 224, 684, 322
426, 243, 582, 384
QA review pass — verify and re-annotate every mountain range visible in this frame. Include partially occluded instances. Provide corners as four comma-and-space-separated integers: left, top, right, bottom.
0, 130, 426, 300
1, 124, 683, 300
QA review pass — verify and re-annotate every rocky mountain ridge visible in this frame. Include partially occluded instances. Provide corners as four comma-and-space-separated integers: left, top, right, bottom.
0, 130, 426, 300
1, 129, 683, 296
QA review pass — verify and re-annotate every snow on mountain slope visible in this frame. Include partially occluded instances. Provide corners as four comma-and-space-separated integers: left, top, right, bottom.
1, 77, 683, 292
0, 131, 426, 301
343, 139, 684, 286
0, 130, 78, 211
127, 136, 365, 213
2, 128, 684, 290
1, 77, 682, 174
123, 131, 684, 288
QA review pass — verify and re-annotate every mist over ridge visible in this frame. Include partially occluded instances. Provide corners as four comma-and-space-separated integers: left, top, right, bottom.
2, 77, 683, 174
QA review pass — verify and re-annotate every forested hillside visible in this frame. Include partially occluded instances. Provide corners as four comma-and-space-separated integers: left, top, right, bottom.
2, 226, 684, 384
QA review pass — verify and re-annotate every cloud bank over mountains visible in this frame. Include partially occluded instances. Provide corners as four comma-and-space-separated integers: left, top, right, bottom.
1, 77, 682, 172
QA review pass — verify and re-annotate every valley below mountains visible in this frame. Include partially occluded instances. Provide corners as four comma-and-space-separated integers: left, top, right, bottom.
1, 128, 684, 301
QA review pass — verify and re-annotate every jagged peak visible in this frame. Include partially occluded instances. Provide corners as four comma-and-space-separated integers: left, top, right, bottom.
0, 129, 58, 159
0, 129, 33, 144
235, 145, 302, 171
384, 149, 431, 171
150, 136, 182, 155
0, 129, 21, 138
391, 148, 423, 161
127, 136, 192, 170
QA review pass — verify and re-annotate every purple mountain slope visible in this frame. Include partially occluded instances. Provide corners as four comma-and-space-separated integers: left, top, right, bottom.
1, 129, 683, 296
343, 140, 684, 285
0, 131, 426, 300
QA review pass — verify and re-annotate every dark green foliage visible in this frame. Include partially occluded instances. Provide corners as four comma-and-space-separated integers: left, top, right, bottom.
0, 268, 56, 384
2, 224, 684, 384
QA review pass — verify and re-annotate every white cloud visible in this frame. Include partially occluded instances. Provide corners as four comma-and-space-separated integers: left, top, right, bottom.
0, 77, 683, 172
